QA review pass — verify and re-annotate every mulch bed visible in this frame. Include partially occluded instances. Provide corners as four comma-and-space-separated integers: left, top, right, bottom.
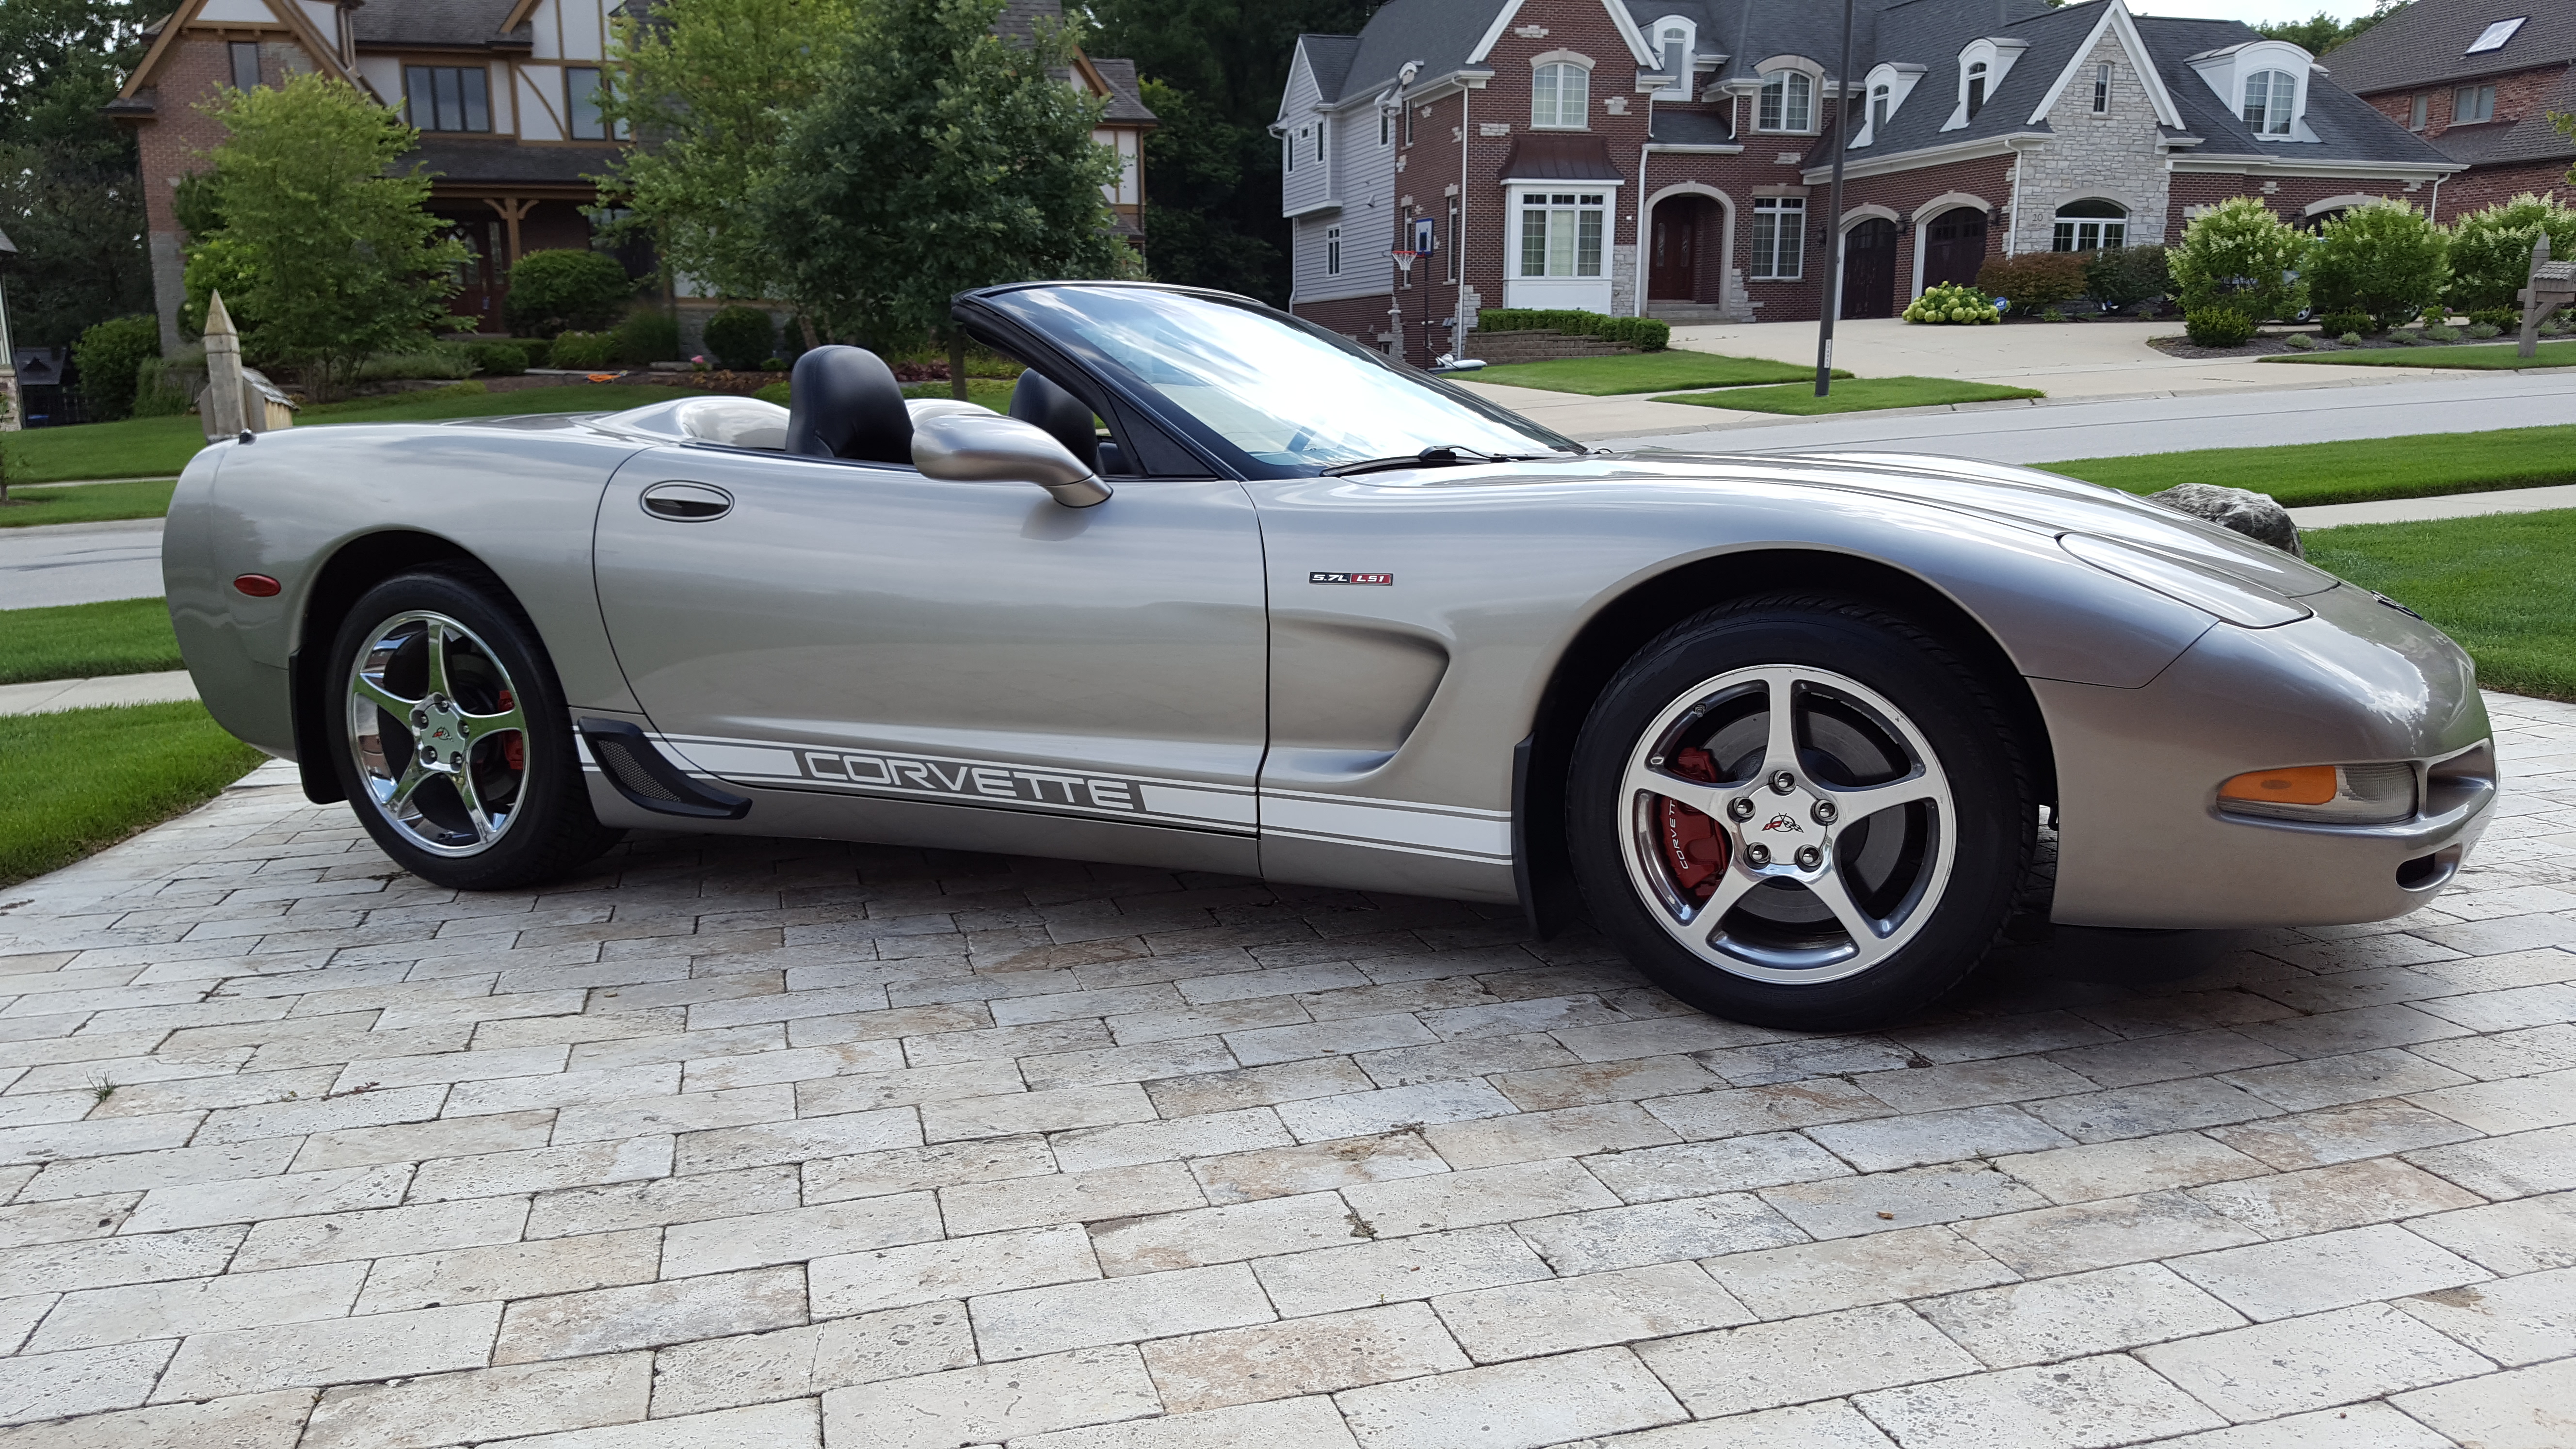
2147, 330, 2533, 360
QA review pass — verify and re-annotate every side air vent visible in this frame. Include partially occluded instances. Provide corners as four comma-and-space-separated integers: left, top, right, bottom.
577, 719, 753, 820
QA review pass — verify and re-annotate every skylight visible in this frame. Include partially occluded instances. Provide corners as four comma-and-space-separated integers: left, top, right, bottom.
2465, 17, 2525, 54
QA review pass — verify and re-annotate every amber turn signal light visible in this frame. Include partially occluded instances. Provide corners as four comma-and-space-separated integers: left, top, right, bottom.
2219, 766, 2338, 805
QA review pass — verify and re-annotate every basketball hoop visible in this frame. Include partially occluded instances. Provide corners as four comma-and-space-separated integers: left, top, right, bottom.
1388, 248, 1418, 275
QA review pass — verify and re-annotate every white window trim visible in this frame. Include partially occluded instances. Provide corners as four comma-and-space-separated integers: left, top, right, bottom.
2091, 61, 2110, 113
2184, 39, 2317, 143
1851, 62, 1922, 147
1941, 37, 2028, 132
2049, 201, 2129, 252
1511, 185, 1615, 278
1325, 223, 1342, 276
1648, 15, 1696, 101
2242, 67, 2299, 138
1530, 51, 1596, 130
1757, 70, 1817, 134
1749, 195, 1806, 281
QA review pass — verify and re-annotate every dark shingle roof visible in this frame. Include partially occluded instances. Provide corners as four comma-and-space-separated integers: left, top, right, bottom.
1846, 0, 2076, 160
2427, 64, 2576, 165
2321, 0, 2576, 95
353, 0, 526, 48
1300, 34, 1363, 102
2134, 16, 2457, 169
1650, 108, 1738, 145
1090, 57, 1157, 123
412, 137, 612, 184
1500, 131, 1626, 178
1322, 0, 1514, 107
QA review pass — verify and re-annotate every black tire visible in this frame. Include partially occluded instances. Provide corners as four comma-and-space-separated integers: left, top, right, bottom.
326, 565, 622, 890
1567, 594, 2034, 1030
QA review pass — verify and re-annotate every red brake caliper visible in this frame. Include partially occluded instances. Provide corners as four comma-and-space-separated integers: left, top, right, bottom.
497, 690, 525, 773
1658, 747, 1729, 902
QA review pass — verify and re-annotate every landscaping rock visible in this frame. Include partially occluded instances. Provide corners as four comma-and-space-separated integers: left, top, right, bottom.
2144, 483, 2305, 558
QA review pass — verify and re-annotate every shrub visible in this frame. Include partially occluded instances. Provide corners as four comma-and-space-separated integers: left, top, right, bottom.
2421, 322, 2461, 342
132, 351, 204, 417
612, 307, 680, 365
547, 331, 618, 369
2285, 332, 2317, 350
2446, 194, 2576, 315
72, 315, 162, 422
465, 340, 528, 376
1902, 281, 2001, 324
2466, 306, 2520, 331
505, 249, 634, 337
354, 343, 476, 382
2338, 331, 2362, 345
703, 306, 778, 370
2316, 310, 2371, 336
2083, 244, 2172, 310
2465, 322, 2501, 339
1978, 252, 2087, 316
2307, 201, 2448, 334
2387, 330, 2420, 346
2183, 306, 2255, 347
2172, 197, 2309, 322
1472, 309, 1670, 350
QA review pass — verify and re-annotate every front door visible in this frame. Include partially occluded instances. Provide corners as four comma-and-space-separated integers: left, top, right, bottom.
1841, 217, 1899, 319
1649, 201, 1700, 301
1923, 207, 1988, 290
591, 446, 1271, 852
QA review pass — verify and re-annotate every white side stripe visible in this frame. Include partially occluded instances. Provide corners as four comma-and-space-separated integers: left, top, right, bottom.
1260, 795, 1513, 860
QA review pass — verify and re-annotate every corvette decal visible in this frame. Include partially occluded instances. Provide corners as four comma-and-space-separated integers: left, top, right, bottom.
1308, 571, 1394, 585
591, 730, 1513, 863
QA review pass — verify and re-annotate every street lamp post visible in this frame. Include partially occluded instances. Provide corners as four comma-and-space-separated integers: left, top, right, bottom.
1813, 0, 1855, 397
0, 228, 20, 435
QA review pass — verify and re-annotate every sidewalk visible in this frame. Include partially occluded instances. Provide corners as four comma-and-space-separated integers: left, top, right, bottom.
0, 670, 199, 716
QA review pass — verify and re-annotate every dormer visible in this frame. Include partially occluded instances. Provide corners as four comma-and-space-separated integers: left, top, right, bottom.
1753, 54, 1824, 134
2187, 39, 2318, 143
1643, 15, 1698, 101
1851, 62, 1923, 147
1941, 37, 2029, 131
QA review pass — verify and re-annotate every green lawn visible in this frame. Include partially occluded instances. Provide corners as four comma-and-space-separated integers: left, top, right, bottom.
0, 700, 266, 886
4, 382, 692, 485
1472, 352, 1842, 395
2304, 509, 2576, 702
0, 479, 181, 530
0, 598, 184, 685
2263, 338, 2576, 370
2049, 424, 2576, 508
1650, 376, 2045, 416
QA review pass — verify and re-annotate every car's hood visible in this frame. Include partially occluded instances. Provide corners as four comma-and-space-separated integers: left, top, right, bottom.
1609, 447, 2343, 600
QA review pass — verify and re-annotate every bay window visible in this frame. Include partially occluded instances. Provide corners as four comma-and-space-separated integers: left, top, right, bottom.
1518, 192, 1605, 278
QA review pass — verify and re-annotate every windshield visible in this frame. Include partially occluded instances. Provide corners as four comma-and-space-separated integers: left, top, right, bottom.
988, 285, 1580, 473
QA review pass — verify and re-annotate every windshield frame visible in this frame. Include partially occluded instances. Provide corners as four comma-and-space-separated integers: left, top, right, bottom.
959, 282, 1585, 480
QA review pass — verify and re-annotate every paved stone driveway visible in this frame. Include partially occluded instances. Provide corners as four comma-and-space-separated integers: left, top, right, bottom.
3, 694, 2572, 1449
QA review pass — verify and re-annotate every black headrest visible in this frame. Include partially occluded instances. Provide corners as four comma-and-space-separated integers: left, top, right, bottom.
785, 346, 913, 465
1008, 370, 1099, 472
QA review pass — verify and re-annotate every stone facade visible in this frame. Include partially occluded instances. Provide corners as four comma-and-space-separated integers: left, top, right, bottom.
2008, 31, 2171, 256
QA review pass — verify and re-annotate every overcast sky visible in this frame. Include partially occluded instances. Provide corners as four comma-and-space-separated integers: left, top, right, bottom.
2121, 0, 2383, 26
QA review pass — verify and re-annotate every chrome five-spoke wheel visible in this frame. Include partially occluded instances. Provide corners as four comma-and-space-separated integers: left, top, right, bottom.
1618, 664, 1954, 984
346, 610, 531, 856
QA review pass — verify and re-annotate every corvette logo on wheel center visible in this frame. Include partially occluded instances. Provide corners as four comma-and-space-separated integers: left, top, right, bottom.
1761, 814, 1803, 833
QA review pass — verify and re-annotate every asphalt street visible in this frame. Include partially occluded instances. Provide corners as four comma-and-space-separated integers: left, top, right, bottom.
1609, 368, 2576, 462
0, 517, 167, 610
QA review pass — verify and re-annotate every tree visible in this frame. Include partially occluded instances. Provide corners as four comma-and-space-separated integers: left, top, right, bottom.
1090, 0, 1373, 304
193, 75, 466, 398
2308, 199, 2447, 332
759, 0, 1124, 394
2171, 197, 2310, 323
0, 0, 155, 348
71, 312, 159, 421
594, 0, 862, 312
2256, 0, 2408, 53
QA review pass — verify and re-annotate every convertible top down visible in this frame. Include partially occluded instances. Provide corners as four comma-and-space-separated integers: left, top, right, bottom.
164, 282, 2496, 1027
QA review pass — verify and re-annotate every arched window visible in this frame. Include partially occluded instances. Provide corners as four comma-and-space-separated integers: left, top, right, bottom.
1661, 28, 1687, 77
1758, 70, 1812, 131
2051, 198, 2128, 252
1966, 60, 1988, 119
2242, 68, 2294, 134
1532, 62, 1589, 129
1870, 83, 1890, 136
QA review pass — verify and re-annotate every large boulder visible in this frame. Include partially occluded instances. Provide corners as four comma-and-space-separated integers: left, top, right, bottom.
2143, 483, 2304, 558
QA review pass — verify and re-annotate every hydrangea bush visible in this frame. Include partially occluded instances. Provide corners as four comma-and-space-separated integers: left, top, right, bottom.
1903, 283, 2001, 324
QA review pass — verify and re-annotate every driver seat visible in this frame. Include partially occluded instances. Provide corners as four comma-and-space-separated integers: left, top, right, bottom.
785, 346, 913, 465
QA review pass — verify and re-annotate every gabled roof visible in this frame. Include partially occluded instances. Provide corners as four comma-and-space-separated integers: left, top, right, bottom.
1089, 57, 1158, 124
1300, 33, 1364, 102
1312, 0, 1514, 108
1845, 0, 2069, 160
2322, 0, 2576, 95
2135, 15, 2457, 169
118, 0, 360, 102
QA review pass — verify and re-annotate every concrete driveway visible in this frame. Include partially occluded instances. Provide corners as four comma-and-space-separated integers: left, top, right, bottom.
1, 694, 2571, 1446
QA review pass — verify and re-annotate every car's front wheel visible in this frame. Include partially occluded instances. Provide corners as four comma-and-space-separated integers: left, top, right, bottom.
1568, 596, 2034, 1030
327, 567, 622, 890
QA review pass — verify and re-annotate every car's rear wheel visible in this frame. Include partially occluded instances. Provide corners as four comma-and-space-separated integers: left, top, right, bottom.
328, 568, 621, 889
1568, 596, 2033, 1030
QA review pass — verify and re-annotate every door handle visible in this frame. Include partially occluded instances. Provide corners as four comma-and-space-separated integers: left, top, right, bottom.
640, 481, 734, 521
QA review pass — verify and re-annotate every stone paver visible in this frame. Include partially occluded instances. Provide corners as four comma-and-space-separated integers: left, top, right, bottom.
1, 692, 2572, 1443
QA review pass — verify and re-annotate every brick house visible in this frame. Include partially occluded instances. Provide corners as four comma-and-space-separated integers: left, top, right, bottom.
2324, 0, 2575, 220
108, 0, 1154, 352
1278, 0, 2459, 363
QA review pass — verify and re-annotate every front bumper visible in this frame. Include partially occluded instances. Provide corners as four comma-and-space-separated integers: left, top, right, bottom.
2039, 584, 2496, 930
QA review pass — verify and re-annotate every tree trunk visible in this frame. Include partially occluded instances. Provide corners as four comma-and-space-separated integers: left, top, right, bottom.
798, 314, 821, 353
949, 332, 969, 402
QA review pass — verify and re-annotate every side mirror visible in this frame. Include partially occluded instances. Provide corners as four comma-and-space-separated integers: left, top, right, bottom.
910, 412, 1112, 508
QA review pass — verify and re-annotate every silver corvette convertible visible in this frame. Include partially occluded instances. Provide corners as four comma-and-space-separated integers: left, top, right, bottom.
165, 282, 2496, 1028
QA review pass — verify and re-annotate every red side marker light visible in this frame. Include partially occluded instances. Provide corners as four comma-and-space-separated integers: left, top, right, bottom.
233, 574, 282, 597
